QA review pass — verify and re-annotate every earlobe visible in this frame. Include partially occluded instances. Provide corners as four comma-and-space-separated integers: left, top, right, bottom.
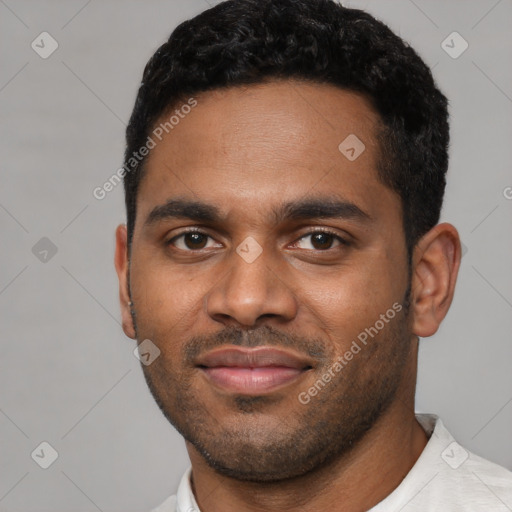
410, 223, 461, 338
114, 224, 137, 339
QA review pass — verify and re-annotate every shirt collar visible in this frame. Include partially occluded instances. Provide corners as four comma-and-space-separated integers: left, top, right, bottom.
176, 465, 200, 512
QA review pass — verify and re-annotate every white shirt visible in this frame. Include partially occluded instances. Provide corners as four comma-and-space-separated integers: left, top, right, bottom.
151, 414, 512, 512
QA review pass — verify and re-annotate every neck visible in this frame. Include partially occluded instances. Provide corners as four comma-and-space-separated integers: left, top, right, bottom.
186, 353, 428, 512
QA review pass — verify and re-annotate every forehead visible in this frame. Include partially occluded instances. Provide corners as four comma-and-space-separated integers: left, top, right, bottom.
136, 80, 396, 227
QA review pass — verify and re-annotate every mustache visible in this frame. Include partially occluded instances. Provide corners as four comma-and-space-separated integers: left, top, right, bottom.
183, 324, 328, 365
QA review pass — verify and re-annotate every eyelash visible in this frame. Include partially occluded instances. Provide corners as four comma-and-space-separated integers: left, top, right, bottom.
166, 228, 350, 251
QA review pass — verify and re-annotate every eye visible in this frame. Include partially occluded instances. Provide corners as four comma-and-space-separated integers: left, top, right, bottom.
166, 229, 349, 253
167, 230, 221, 251
293, 230, 348, 251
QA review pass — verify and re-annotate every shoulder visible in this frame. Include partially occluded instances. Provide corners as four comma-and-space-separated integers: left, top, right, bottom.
372, 414, 512, 511
451, 449, 512, 502
421, 415, 512, 509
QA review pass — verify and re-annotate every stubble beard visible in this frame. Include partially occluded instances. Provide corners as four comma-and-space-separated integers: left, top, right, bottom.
137, 295, 413, 483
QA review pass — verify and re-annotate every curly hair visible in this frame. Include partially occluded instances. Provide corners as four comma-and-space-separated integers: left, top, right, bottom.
123, 0, 449, 257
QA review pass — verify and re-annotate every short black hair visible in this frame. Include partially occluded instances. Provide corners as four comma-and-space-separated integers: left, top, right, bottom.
123, 0, 449, 257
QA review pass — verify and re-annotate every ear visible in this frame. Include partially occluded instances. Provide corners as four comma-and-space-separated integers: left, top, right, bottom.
114, 224, 136, 339
410, 223, 461, 338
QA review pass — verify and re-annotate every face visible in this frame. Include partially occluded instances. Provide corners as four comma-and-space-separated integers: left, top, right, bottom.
121, 80, 415, 482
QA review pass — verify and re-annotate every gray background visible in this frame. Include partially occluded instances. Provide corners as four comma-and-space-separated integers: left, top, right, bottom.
1, 0, 511, 511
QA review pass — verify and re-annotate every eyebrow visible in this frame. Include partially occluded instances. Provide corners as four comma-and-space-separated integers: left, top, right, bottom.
144, 196, 371, 228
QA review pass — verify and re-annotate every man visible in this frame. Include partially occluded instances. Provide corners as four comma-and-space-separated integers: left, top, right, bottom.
114, 0, 512, 510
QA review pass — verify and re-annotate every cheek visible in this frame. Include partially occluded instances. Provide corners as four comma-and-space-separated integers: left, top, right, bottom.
129, 254, 214, 345
298, 262, 401, 345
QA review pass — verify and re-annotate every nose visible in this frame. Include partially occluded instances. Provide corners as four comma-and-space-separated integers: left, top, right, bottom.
205, 241, 298, 328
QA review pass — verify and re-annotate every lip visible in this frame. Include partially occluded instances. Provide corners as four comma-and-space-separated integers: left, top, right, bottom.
196, 346, 313, 394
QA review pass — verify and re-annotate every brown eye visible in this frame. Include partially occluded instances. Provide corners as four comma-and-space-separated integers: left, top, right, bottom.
310, 232, 335, 250
294, 231, 348, 251
183, 232, 208, 249
167, 231, 220, 251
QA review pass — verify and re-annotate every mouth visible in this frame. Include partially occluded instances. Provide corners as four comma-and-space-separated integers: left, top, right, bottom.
195, 346, 314, 395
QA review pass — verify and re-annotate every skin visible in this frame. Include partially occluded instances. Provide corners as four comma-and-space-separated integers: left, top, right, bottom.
114, 80, 461, 512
